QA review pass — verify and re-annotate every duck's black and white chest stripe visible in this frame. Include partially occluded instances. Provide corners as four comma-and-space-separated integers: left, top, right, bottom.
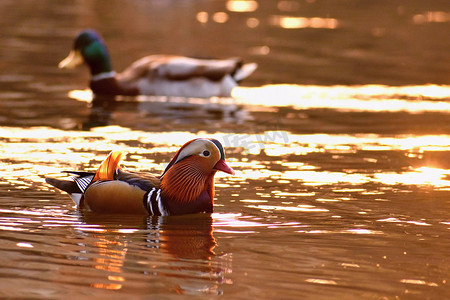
144, 187, 169, 216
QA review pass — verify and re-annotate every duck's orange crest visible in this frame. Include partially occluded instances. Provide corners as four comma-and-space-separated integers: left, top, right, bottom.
93, 151, 123, 181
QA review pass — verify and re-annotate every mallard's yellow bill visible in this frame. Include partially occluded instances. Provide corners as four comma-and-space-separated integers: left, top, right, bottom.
58, 50, 84, 69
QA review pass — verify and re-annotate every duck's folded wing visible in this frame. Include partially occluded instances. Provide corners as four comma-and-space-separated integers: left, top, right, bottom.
83, 170, 160, 214
114, 169, 161, 191
120, 55, 242, 81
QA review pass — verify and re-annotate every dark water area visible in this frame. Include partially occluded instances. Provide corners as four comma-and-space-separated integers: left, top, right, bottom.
0, 0, 449, 299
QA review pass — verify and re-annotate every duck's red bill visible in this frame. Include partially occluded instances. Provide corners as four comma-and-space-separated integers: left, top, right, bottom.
214, 159, 235, 175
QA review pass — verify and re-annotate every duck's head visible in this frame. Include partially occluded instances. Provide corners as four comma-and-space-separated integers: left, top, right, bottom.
161, 138, 235, 179
59, 29, 113, 76
160, 138, 234, 211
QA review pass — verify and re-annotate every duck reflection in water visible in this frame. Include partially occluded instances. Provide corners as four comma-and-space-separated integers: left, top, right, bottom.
79, 93, 246, 130
81, 95, 120, 129
77, 213, 228, 294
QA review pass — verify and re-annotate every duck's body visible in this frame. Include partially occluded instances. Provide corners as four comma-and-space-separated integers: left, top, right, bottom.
46, 138, 234, 215
59, 30, 257, 98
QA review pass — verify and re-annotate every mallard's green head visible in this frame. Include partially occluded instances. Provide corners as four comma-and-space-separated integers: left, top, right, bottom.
59, 29, 113, 76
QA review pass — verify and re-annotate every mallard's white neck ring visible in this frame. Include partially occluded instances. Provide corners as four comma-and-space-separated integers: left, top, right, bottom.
91, 71, 116, 81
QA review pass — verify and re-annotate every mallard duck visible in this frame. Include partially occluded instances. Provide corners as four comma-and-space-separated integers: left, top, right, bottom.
59, 29, 257, 98
45, 138, 234, 215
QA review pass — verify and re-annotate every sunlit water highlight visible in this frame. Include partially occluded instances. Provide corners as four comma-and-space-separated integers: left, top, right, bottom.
70, 84, 450, 113
233, 84, 450, 113
2, 126, 450, 191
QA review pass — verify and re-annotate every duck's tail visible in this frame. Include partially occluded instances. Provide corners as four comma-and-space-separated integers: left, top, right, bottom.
233, 63, 258, 83
46, 171, 95, 207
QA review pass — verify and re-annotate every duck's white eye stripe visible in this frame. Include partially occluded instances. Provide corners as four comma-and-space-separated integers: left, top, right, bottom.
174, 139, 218, 164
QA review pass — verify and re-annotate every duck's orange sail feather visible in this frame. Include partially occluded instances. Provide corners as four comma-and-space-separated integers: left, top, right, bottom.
93, 151, 123, 181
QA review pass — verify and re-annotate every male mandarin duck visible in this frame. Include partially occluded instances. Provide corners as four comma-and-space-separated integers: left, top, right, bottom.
45, 138, 234, 215
59, 29, 257, 98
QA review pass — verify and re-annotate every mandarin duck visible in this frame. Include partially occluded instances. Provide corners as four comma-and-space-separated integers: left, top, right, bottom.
59, 29, 257, 98
45, 138, 234, 215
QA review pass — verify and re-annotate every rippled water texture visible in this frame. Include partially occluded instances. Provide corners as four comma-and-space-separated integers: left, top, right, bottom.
0, 0, 449, 299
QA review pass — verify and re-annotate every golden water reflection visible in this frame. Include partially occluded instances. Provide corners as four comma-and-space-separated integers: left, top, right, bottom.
226, 0, 258, 13
270, 15, 338, 29
232, 84, 450, 113
68, 214, 228, 294
413, 11, 450, 24
1, 126, 450, 190
69, 84, 450, 113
